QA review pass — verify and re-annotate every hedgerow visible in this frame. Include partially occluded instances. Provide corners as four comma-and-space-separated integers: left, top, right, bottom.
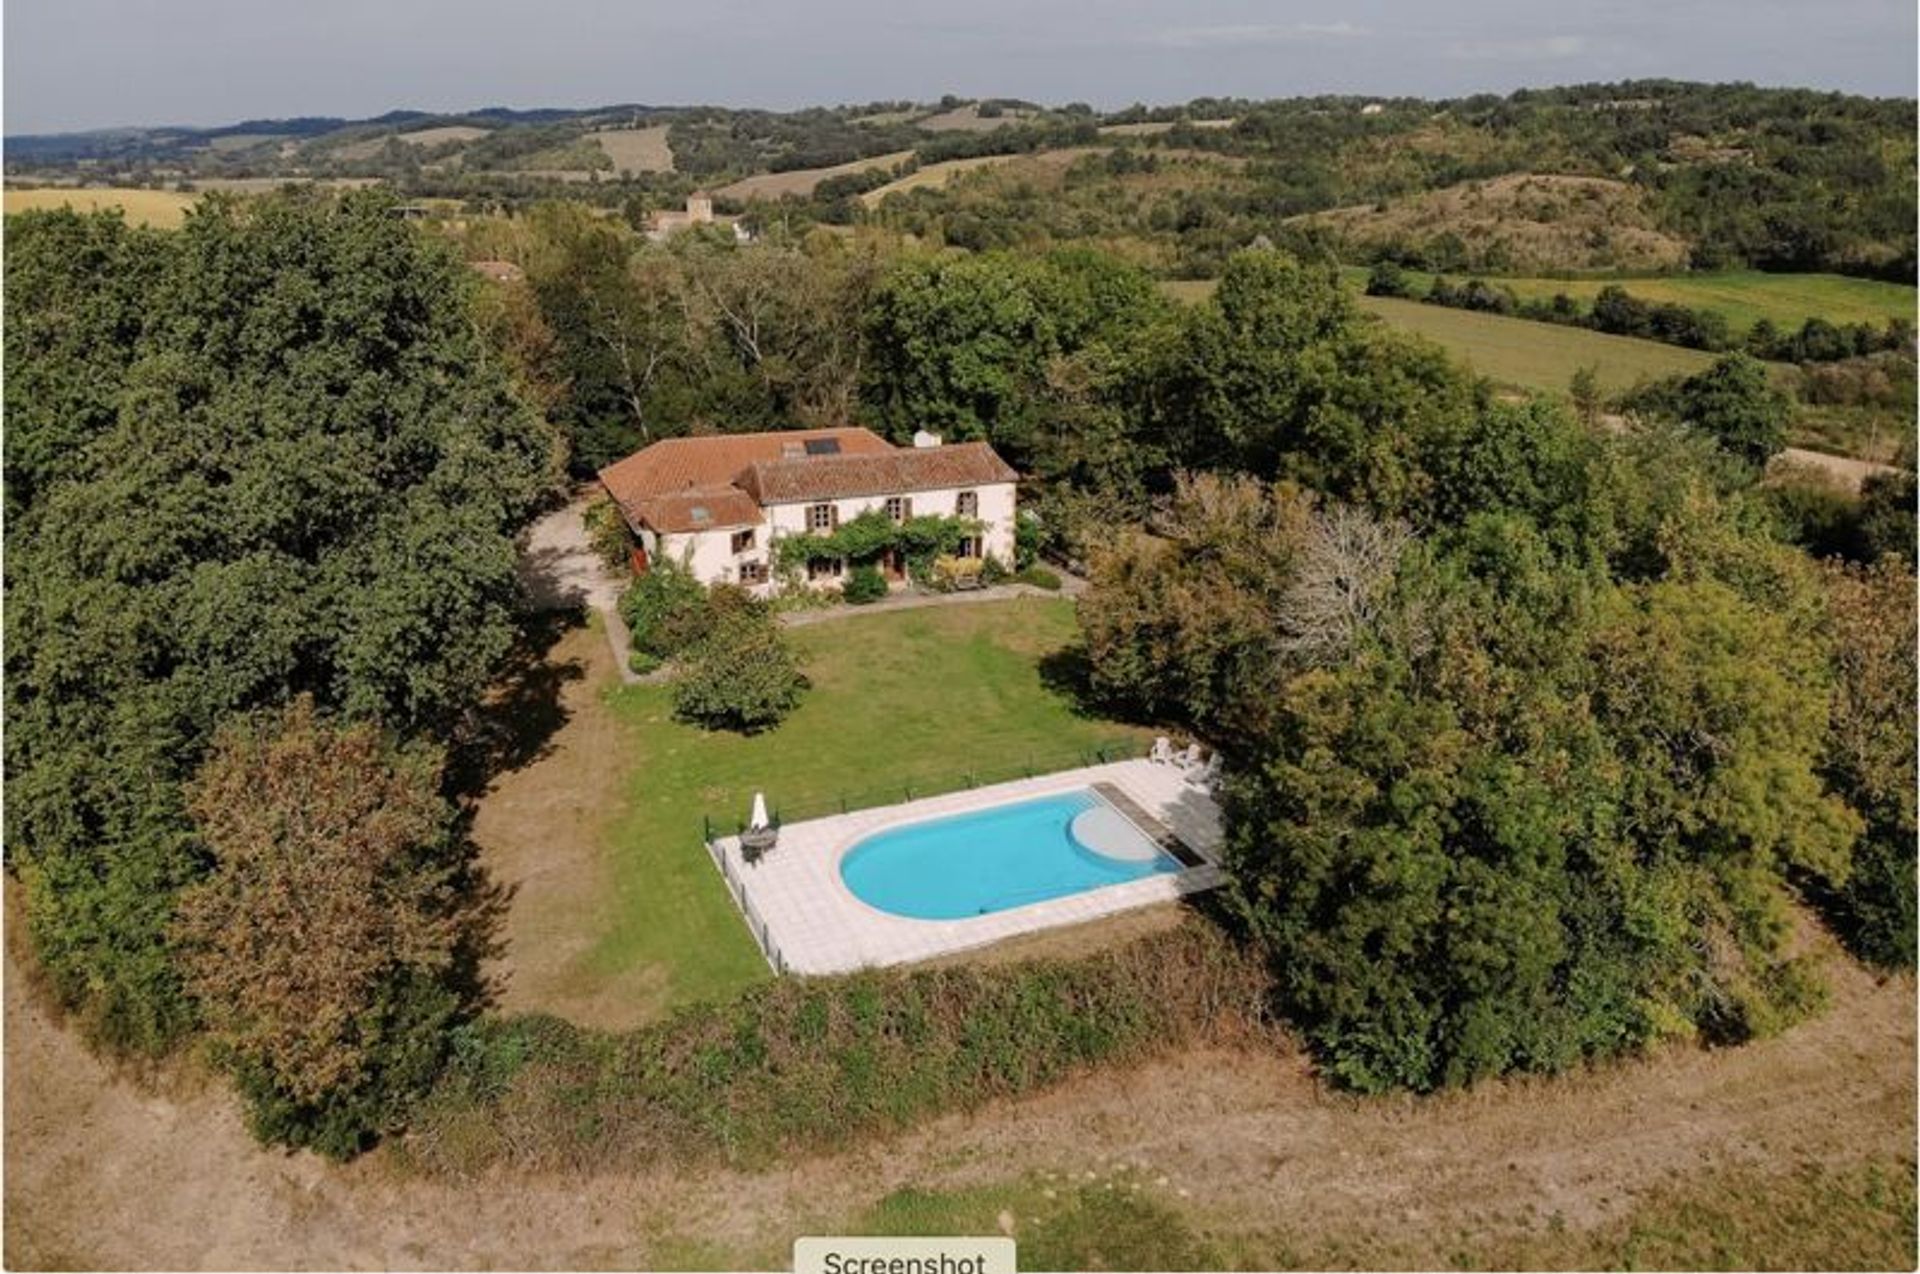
402, 921, 1270, 1175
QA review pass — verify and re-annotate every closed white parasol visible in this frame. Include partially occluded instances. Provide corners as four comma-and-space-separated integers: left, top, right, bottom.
749, 791, 770, 830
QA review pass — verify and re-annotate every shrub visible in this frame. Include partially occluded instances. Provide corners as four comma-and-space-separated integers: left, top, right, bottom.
404, 922, 1270, 1175
581, 495, 632, 569
617, 562, 709, 659
931, 554, 985, 591
1016, 565, 1063, 590
672, 605, 807, 732
843, 563, 888, 604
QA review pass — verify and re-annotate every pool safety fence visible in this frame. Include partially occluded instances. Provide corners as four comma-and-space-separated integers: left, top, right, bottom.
697, 735, 1149, 849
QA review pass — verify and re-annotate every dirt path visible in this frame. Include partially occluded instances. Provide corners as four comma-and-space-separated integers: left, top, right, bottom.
7, 921, 1911, 1270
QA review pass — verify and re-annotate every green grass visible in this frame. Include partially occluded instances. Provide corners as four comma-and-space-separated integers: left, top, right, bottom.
589, 598, 1148, 1011
1336, 265, 1917, 335
1352, 294, 1727, 394
1163, 277, 1724, 393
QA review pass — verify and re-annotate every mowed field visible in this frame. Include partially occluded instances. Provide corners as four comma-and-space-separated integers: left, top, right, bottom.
3, 186, 199, 227
719, 149, 913, 200
1355, 294, 1725, 392
592, 125, 675, 175
1164, 277, 1723, 393
1342, 265, 1917, 335
861, 147, 1108, 206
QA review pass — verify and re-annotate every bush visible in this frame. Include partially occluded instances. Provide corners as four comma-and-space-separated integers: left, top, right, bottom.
1016, 565, 1063, 590
931, 554, 985, 591
843, 563, 888, 604
404, 922, 1270, 1175
671, 605, 807, 732
617, 562, 709, 659
581, 496, 632, 569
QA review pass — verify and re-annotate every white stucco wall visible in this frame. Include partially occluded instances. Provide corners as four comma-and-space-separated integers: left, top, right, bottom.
650, 482, 1015, 595
763, 482, 1016, 591
655, 523, 770, 592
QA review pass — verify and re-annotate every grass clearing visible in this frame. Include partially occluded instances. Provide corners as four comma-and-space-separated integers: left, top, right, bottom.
591, 125, 675, 175
586, 598, 1148, 1014
1354, 293, 1727, 392
718, 149, 913, 200
861, 148, 1108, 206
2, 187, 199, 228
1344, 265, 1917, 335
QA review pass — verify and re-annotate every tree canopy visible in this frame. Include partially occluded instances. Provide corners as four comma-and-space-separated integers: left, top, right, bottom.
5, 193, 558, 1052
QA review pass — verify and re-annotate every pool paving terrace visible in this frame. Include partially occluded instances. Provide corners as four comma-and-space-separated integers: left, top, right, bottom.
706, 758, 1226, 974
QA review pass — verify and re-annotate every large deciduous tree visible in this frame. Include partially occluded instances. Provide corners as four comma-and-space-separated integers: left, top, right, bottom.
5, 192, 557, 1053
173, 698, 489, 1157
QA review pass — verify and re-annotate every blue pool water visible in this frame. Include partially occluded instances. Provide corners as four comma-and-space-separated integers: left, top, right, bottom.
839, 789, 1180, 920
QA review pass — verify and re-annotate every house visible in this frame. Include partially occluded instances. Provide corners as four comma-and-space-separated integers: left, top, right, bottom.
645, 191, 751, 244
596, 426, 1018, 593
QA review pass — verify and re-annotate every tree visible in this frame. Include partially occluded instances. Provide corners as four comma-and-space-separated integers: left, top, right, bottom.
5, 192, 556, 1053
672, 601, 808, 732
172, 698, 490, 1157
1569, 365, 1601, 428
1637, 353, 1791, 472
1816, 559, 1918, 967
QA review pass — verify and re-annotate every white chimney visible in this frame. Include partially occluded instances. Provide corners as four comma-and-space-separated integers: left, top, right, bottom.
912, 430, 942, 449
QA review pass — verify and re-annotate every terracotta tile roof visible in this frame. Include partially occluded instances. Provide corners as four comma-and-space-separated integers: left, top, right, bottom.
738, 442, 1018, 504
599, 427, 891, 530
631, 486, 763, 534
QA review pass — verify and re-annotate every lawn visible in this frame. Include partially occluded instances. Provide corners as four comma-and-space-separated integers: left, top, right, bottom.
1336, 265, 1917, 335
1167, 276, 1739, 393
587, 598, 1149, 1011
1353, 293, 1727, 393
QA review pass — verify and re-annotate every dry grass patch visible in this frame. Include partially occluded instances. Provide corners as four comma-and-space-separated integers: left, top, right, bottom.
3, 187, 199, 228
1296, 173, 1692, 272
592, 125, 675, 175
861, 148, 1108, 206
718, 149, 912, 200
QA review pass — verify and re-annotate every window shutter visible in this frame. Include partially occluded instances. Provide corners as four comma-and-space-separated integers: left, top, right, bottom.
828, 504, 839, 529
903, 497, 913, 520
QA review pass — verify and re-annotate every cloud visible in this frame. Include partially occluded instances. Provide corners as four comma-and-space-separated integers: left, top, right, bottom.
1145, 21, 1370, 50
1443, 34, 1587, 61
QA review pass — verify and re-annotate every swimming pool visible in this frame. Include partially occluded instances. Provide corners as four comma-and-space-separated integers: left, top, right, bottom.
838, 788, 1180, 921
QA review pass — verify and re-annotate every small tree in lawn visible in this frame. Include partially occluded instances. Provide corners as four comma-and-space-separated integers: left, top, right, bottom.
172, 697, 491, 1158
672, 606, 807, 733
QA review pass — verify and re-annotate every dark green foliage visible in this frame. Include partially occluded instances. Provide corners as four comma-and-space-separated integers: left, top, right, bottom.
1222, 530, 1853, 1091
1015, 565, 1062, 590
617, 561, 711, 660
404, 922, 1269, 1174
1815, 560, 1918, 968
671, 597, 807, 733
861, 248, 1171, 483
842, 563, 888, 604
4, 193, 557, 1054
1626, 354, 1792, 472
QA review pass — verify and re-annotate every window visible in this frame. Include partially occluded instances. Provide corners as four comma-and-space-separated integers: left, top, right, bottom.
884, 496, 913, 524
739, 560, 768, 585
807, 503, 836, 532
957, 535, 982, 559
956, 490, 979, 517
730, 528, 755, 554
807, 557, 844, 581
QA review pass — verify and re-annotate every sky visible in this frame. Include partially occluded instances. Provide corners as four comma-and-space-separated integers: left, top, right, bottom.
5, 0, 1916, 134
